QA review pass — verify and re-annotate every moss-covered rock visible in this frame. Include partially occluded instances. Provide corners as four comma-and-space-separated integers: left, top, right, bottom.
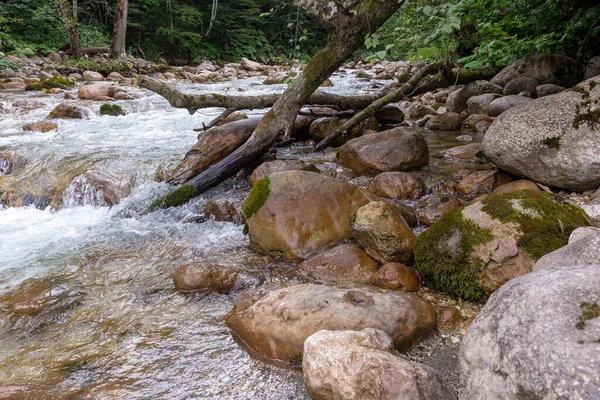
148, 185, 199, 211
415, 190, 591, 301
99, 103, 125, 116
25, 76, 74, 91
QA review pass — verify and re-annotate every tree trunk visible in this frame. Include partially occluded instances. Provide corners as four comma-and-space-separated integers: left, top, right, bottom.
149, 0, 404, 210
59, 0, 81, 58
109, 0, 129, 59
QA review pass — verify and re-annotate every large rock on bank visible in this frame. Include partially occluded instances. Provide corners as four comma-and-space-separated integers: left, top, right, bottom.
244, 171, 375, 260
414, 190, 590, 301
534, 229, 600, 271
491, 53, 581, 88
338, 127, 429, 176
483, 76, 600, 191
225, 284, 436, 364
303, 329, 456, 400
460, 264, 600, 399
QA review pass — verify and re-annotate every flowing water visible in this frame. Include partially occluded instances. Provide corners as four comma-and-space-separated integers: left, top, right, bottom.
0, 72, 484, 399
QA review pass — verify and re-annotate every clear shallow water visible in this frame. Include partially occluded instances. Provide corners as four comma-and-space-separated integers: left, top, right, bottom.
0, 72, 479, 398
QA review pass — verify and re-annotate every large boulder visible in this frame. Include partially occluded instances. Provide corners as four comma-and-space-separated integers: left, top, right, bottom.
491, 54, 582, 88
303, 329, 456, 400
225, 284, 436, 364
483, 76, 600, 191
503, 76, 539, 96
82, 70, 104, 81
414, 190, 590, 301
78, 83, 115, 100
338, 127, 429, 176
533, 229, 600, 271
351, 201, 416, 264
297, 243, 379, 285
244, 171, 376, 260
46, 103, 90, 119
460, 264, 600, 399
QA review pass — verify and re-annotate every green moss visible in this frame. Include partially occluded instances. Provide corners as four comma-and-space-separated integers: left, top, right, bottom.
214, 94, 227, 103
432, 103, 445, 111
576, 302, 600, 330
414, 208, 493, 301
288, 352, 303, 368
148, 185, 199, 211
26, 76, 74, 91
481, 190, 590, 260
242, 177, 270, 220
543, 136, 561, 150
99, 103, 125, 116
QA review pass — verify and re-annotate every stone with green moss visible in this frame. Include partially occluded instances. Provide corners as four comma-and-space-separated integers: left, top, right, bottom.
25, 76, 74, 91
148, 185, 199, 211
99, 103, 126, 116
415, 190, 590, 301
242, 177, 270, 221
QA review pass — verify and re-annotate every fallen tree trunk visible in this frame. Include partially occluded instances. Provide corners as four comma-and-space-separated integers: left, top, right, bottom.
168, 115, 315, 185
149, 0, 404, 210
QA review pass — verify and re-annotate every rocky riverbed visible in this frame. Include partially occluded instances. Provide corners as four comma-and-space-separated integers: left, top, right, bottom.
1, 51, 600, 399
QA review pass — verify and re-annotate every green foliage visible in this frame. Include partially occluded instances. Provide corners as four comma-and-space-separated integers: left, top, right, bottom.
0, 55, 20, 71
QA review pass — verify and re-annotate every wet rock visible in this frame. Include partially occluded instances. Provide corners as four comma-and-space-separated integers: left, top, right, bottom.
416, 195, 463, 226
218, 111, 248, 125
424, 112, 462, 130
338, 127, 429, 176
503, 76, 539, 96
374, 104, 405, 123
303, 329, 456, 400
491, 53, 581, 88
82, 70, 104, 81
249, 160, 319, 187
11, 100, 45, 110
465, 93, 500, 115
201, 199, 245, 224
309, 116, 378, 146
441, 143, 483, 162
351, 201, 416, 264
370, 171, 424, 200
107, 71, 123, 81
461, 114, 493, 133
68, 72, 83, 81
46, 103, 90, 119
370, 262, 421, 292
262, 73, 287, 85
78, 83, 115, 100
456, 170, 497, 200
490, 179, 539, 196
225, 284, 436, 363
460, 264, 600, 399
407, 103, 437, 119
113, 90, 134, 100
172, 263, 240, 294
446, 81, 503, 114
245, 171, 376, 260
483, 76, 600, 191
437, 307, 461, 332
356, 70, 372, 79
488, 95, 533, 117
0, 150, 27, 176
62, 170, 130, 207
414, 190, 591, 300
297, 243, 379, 285
320, 78, 333, 87
22, 121, 59, 133
314, 162, 358, 183
533, 229, 600, 271
240, 57, 263, 71
99, 103, 125, 116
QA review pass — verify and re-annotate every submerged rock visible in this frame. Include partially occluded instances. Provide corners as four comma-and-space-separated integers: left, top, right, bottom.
414, 190, 590, 301
338, 127, 429, 176
460, 264, 600, 399
370, 171, 424, 200
297, 243, 378, 285
483, 76, 600, 191
225, 284, 436, 364
244, 171, 375, 260
303, 329, 456, 400
172, 263, 240, 294
22, 121, 59, 133
201, 199, 245, 224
